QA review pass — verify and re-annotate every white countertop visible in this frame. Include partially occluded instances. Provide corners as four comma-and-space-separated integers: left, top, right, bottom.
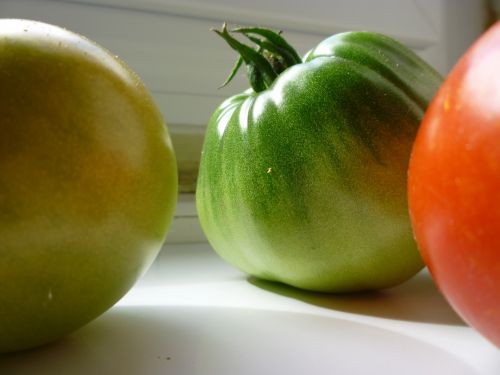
1, 243, 499, 374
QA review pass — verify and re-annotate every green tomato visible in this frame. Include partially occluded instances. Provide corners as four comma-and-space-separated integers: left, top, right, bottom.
196, 26, 442, 293
0, 19, 177, 353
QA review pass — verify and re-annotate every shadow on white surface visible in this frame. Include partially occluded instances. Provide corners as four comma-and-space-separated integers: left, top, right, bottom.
0, 306, 477, 375
249, 269, 466, 326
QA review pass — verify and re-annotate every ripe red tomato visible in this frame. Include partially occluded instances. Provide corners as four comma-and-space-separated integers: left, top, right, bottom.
408, 22, 500, 347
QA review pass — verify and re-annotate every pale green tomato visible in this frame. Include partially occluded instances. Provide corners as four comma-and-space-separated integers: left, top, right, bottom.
0, 19, 177, 353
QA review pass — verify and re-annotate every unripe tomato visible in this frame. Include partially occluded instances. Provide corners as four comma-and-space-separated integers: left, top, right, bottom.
197, 26, 442, 292
0, 19, 177, 352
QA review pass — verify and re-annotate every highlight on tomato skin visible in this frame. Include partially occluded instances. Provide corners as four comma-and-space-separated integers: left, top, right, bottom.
408, 21, 500, 348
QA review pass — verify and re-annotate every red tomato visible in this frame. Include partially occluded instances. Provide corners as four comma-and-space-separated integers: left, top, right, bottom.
408, 22, 500, 347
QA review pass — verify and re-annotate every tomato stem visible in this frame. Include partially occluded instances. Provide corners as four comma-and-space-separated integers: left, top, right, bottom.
214, 23, 302, 92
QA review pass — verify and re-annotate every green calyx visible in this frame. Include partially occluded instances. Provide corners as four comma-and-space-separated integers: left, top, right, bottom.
214, 23, 302, 92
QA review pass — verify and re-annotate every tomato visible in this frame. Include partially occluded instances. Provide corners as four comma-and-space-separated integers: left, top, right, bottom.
408, 22, 500, 347
196, 25, 442, 292
0, 19, 177, 353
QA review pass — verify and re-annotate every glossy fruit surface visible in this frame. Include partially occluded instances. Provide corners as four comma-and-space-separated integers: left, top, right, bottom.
408, 22, 500, 347
0, 19, 177, 353
197, 26, 442, 292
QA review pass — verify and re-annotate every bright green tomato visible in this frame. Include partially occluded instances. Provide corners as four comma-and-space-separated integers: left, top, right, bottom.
0, 19, 177, 353
196, 26, 442, 293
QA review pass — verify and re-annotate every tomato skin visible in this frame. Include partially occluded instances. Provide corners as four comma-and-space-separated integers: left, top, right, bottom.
0, 20, 177, 352
408, 22, 500, 347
